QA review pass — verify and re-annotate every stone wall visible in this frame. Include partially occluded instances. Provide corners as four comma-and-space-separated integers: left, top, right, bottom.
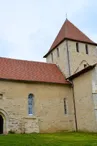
46, 40, 97, 78
73, 70, 97, 132
68, 40, 97, 75
46, 41, 70, 77
0, 80, 75, 133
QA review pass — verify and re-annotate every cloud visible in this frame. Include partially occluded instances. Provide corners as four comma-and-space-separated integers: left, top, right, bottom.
0, 0, 96, 61
0, 38, 14, 57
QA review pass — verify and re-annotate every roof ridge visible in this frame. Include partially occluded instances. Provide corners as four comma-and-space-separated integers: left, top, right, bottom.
0, 56, 55, 65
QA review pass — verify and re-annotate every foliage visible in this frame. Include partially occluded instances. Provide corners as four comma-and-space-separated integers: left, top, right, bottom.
8, 130, 15, 134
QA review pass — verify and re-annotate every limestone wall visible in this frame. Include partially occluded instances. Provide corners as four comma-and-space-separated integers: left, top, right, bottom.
46, 41, 70, 77
46, 40, 97, 78
73, 70, 97, 132
0, 80, 75, 133
68, 40, 97, 75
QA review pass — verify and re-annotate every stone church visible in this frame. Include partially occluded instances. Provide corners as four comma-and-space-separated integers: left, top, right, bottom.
0, 19, 97, 134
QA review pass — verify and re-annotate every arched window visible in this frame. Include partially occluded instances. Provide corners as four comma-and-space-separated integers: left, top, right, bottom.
28, 93, 34, 115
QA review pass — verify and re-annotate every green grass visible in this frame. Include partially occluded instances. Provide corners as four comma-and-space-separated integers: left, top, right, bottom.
0, 132, 97, 146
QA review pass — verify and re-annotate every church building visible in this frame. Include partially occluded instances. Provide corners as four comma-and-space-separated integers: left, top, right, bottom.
0, 19, 97, 134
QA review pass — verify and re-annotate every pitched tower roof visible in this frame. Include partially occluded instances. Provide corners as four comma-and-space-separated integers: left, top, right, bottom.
44, 19, 97, 57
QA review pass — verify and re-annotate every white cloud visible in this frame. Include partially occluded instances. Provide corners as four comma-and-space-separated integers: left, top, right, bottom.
0, 0, 96, 61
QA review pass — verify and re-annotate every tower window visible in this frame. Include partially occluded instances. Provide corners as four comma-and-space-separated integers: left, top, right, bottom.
28, 93, 34, 115
51, 52, 53, 62
76, 42, 79, 52
85, 44, 88, 54
64, 98, 67, 114
57, 48, 59, 57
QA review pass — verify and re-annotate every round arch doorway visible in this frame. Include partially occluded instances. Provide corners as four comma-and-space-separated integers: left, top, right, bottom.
0, 115, 3, 134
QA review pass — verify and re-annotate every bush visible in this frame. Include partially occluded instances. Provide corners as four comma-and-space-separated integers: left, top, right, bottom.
8, 130, 15, 134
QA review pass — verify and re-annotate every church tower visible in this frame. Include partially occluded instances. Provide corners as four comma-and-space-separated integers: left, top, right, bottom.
44, 19, 97, 77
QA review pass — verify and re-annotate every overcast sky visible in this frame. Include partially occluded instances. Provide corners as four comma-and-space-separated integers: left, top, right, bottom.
0, 0, 97, 62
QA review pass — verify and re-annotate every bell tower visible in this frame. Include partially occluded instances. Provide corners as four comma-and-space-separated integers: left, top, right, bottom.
44, 19, 97, 77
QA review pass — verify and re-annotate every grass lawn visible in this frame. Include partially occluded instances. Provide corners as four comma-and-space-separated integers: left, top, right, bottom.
0, 132, 97, 146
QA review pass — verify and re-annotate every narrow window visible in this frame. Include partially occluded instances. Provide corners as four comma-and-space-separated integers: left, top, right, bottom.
64, 98, 67, 114
57, 48, 59, 57
28, 93, 34, 115
51, 52, 53, 62
76, 42, 79, 52
85, 44, 88, 54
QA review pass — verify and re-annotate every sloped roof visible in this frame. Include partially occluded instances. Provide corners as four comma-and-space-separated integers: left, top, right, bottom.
67, 64, 96, 80
0, 57, 69, 84
44, 19, 97, 57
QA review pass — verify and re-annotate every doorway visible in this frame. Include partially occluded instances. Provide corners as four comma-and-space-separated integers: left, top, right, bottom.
0, 115, 3, 134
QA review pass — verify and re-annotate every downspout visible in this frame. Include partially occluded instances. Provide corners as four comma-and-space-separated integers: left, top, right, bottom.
65, 34, 78, 130
65, 32, 77, 130
65, 19, 77, 130
71, 80, 78, 131
66, 40, 78, 130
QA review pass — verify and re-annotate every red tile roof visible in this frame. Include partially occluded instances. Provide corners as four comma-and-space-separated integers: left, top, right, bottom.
44, 19, 97, 57
0, 57, 69, 84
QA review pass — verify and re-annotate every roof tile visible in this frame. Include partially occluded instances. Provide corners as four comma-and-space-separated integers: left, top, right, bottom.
44, 19, 97, 57
0, 57, 69, 84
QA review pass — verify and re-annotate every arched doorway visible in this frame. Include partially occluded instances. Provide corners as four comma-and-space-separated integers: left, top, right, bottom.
0, 115, 3, 134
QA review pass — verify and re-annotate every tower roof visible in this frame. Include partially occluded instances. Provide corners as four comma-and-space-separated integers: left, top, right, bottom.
44, 19, 97, 57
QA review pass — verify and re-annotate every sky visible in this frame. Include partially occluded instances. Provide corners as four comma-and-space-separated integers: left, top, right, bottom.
0, 0, 97, 62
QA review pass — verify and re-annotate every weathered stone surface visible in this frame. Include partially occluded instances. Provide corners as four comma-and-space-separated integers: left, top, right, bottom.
0, 81, 75, 133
